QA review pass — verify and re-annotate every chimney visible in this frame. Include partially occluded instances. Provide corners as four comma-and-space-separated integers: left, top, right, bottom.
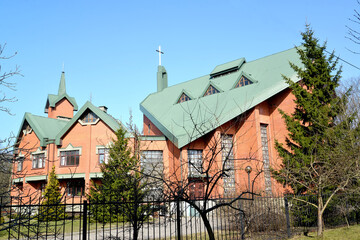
99, 106, 108, 113
157, 66, 168, 92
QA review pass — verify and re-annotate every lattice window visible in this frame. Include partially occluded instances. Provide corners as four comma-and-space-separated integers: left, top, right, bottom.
203, 85, 220, 96
178, 93, 191, 103
188, 150, 203, 177
141, 151, 164, 200
235, 76, 253, 88
141, 151, 164, 176
221, 134, 235, 197
260, 124, 272, 195
81, 111, 98, 123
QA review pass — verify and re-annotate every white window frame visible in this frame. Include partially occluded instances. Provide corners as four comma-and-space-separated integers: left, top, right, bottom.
31, 148, 47, 169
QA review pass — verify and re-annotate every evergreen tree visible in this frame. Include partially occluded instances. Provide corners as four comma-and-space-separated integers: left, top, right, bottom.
89, 126, 151, 240
273, 25, 360, 236
39, 166, 66, 221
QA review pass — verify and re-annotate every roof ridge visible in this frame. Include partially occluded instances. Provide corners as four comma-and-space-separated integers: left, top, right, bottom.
247, 45, 299, 63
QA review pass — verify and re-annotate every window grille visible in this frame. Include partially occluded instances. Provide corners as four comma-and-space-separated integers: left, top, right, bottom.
178, 93, 191, 103
82, 111, 98, 123
235, 76, 252, 88
203, 85, 220, 96
221, 134, 235, 197
188, 150, 203, 177
260, 124, 272, 195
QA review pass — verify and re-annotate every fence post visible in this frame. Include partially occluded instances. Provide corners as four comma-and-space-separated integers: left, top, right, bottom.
284, 197, 291, 238
176, 198, 181, 240
83, 200, 88, 240
239, 200, 245, 240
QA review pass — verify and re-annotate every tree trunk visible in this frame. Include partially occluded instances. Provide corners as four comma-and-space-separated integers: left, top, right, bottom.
317, 195, 324, 236
200, 211, 215, 240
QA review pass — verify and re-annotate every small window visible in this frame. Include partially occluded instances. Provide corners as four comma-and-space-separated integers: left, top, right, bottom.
98, 148, 110, 164
178, 93, 191, 103
188, 150, 203, 177
203, 85, 220, 96
32, 153, 45, 169
67, 180, 85, 197
17, 157, 24, 172
82, 111, 98, 123
60, 150, 80, 166
40, 182, 46, 193
235, 76, 252, 88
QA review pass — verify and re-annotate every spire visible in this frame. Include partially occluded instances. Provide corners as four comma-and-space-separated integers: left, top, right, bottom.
58, 71, 66, 95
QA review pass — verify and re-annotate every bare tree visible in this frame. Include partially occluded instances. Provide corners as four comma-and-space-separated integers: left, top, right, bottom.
139, 100, 265, 240
0, 43, 21, 200
0, 43, 21, 114
346, 0, 360, 54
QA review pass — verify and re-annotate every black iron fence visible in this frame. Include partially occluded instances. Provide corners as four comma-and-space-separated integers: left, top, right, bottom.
0, 194, 360, 239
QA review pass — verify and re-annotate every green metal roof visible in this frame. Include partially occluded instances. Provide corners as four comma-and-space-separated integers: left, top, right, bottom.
58, 72, 66, 95
16, 113, 68, 147
140, 47, 303, 148
12, 178, 23, 184
26, 175, 47, 182
44, 72, 78, 112
55, 101, 127, 145
57, 173, 85, 179
89, 172, 103, 179
210, 58, 245, 76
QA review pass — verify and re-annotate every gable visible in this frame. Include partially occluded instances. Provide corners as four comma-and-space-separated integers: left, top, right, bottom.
16, 113, 68, 147
55, 101, 126, 145
140, 47, 303, 148
45, 93, 78, 113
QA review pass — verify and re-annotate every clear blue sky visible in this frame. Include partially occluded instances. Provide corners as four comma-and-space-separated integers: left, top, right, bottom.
1, 0, 359, 141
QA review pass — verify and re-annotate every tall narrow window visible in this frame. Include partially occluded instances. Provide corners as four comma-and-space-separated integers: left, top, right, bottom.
188, 150, 203, 177
32, 153, 45, 169
260, 124, 272, 195
17, 157, 24, 172
221, 134, 235, 197
141, 151, 164, 199
98, 148, 110, 164
203, 85, 220, 96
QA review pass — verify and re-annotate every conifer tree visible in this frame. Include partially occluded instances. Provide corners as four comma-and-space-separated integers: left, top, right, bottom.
39, 166, 66, 221
89, 126, 150, 240
273, 25, 360, 236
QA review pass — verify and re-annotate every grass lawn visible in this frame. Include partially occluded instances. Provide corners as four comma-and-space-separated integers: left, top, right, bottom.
291, 225, 360, 240
0, 219, 128, 239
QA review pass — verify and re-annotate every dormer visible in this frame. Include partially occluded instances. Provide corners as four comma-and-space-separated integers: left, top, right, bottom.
44, 72, 78, 119
210, 58, 245, 79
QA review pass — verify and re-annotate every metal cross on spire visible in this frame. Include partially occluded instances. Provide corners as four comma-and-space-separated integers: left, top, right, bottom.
156, 45, 164, 65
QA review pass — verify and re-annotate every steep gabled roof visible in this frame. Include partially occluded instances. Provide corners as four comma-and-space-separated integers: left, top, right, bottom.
55, 101, 126, 145
16, 113, 68, 147
140, 47, 303, 148
44, 72, 78, 112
